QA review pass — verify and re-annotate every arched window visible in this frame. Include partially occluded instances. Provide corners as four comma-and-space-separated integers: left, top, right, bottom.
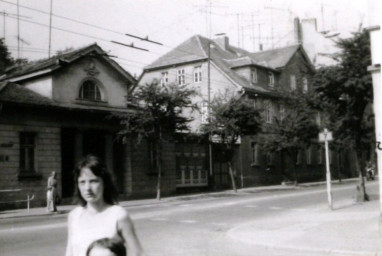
79, 80, 101, 101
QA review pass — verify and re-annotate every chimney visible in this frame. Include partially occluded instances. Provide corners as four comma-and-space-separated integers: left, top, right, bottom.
294, 17, 303, 44
213, 36, 229, 51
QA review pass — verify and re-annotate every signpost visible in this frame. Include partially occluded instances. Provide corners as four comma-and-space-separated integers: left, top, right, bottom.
319, 128, 333, 210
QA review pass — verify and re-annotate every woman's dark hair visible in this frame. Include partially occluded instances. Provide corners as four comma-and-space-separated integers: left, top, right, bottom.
73, 154, 118, 206
86, 238, 126, 256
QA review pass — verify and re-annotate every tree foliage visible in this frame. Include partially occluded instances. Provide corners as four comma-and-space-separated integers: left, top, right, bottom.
0, 39, 15, 74
260, 90, 319, 181
118, 82, 198, 199
311, 29, 372, 200
202, 92, 262, 191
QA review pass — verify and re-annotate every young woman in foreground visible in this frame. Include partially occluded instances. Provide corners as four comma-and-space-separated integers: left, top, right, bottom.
65, 155, 144, 256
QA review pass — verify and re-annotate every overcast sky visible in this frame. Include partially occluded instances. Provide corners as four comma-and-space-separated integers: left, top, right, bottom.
0, 0, 374, 76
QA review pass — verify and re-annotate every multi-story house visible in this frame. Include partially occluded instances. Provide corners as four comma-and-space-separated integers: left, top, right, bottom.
139, 35, 356, 189
0, 44, 178, 209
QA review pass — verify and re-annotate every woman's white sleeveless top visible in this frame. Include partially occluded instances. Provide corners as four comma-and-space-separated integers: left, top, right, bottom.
69, 205, 125, 256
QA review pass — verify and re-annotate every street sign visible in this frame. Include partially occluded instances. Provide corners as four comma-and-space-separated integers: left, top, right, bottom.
319, 129, 333, 142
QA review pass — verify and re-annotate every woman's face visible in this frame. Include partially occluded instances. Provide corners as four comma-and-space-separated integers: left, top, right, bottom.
78, 167, 104, 204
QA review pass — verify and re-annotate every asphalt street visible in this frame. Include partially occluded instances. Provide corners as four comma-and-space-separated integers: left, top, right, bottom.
0, 181, 377, 256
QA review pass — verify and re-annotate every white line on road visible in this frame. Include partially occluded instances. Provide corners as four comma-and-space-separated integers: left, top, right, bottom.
179, 204, 192, 207
179, 219, 197, 224
269, 206, 283, 210
0, 222, 66, 233
293, 208, 307, 212
244, 205, 258, 208
150, 218, 168, 221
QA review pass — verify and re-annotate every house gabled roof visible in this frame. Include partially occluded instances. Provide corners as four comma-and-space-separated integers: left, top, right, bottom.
3, 44, 136, 83
0, 81, 131, 114
143, 35, 312, 95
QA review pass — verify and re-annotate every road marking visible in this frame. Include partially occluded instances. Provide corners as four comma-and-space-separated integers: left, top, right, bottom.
244, 205, 258, 208
293, 208, 306, 212
179, 219, 197, 223
211, 222, 226, 226
223, 202, 236, 206
0, 222, 66, 233
269, 206, 283, 210
179, 204, 192, 207
150, 217, 168, 221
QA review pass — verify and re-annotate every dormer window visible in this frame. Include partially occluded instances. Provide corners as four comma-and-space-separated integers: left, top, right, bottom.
251, 68, 258, 83
79, 79, 101, 101
268, 72, 274, 87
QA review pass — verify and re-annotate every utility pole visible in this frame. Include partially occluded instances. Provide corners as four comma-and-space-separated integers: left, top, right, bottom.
48, 0, 53, 57
2, 10, 5, 39
236, 13, 240, 48
17, 0, 20, 59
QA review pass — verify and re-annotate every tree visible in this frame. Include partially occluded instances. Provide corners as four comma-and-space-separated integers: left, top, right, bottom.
0, 38, 15, 74
118, 82, 198, 200
202, 92, 262, 192
260, 90, 319, 183
311, 29, 373, 201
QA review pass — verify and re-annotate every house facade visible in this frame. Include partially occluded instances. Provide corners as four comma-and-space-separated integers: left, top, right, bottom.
139, 35, 358, 189
0, 44, 177, 209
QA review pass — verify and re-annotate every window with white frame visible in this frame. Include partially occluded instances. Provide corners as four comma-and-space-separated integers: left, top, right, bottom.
302, 77, 308, 93
177, 69, 185, 85
279, 103, 285, 120
306, 147, 312, 165
201, 102, 209, 124
251, 68, 258, 83
290, 75, 296, 91
194, 66, 202, 83
20, 132, 37, 173
268, 71, 274, 87
251, 142, 259, 165
161, 72, 169, 86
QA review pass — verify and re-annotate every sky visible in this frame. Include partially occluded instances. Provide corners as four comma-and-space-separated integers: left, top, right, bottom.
0, 0, 374, 76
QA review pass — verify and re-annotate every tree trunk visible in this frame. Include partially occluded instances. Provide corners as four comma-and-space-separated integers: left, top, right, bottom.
354, 149, 369, 202
227, 161, 237, 192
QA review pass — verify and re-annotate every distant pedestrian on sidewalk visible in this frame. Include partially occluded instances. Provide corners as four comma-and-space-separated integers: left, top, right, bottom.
47, 171, 57, 212
65, 155, 144, 256
87, 238, 126, 256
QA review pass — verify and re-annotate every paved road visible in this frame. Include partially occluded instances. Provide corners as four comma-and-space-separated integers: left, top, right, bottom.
0, 181, 377, 256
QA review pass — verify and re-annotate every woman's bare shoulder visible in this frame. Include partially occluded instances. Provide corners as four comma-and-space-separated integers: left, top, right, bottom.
110, 205, 130, 220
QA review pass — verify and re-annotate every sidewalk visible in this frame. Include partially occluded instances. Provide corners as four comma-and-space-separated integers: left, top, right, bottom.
1, 178, 380, 256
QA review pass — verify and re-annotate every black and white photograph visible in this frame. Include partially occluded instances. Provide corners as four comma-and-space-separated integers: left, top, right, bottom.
0, 0, 381, 255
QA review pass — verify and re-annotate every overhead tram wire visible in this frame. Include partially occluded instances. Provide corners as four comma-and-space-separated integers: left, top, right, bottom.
0, 0, 209, 60
3, 3, 251, 87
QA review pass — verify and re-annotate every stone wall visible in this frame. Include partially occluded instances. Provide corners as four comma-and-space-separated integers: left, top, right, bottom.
0, 123, 61, 210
